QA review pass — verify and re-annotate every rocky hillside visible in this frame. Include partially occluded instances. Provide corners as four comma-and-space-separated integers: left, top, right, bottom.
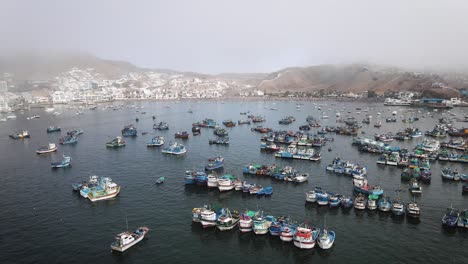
255, 64, 463, 96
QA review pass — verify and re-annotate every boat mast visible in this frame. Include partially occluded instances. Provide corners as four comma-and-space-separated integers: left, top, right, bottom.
125, 214, 129, 231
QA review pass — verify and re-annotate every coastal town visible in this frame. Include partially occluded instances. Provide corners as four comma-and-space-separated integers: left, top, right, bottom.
1, 66, 468, 112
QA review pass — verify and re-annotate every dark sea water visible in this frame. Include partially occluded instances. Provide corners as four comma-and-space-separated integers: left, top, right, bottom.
0, 100, 467, 264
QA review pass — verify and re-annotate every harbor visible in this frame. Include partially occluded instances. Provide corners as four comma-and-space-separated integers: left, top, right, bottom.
0, 100, 467, 264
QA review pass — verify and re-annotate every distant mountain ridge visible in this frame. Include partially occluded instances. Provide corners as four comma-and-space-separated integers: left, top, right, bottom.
0, 53, 465, 97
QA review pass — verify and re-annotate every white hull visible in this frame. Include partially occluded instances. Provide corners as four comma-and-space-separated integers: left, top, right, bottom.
280, 232, 294, 242
317, 201, 328, 206
200, 220, 216, 228
218, 185, 235, 192
305, 196, 316, 203
386, 161, 398, 166
293, 240, 315, 249
317, 240, 334, 249
207, 180, 218, 188
88, 191, 120, 202
253, 229, 268, 235
111, 234, 145, 252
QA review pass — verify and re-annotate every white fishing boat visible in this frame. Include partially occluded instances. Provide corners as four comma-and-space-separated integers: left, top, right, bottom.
317, 227, 336, 249
252, 213, 270, 235
280, 226, 295, 242
200, 209, 217, 228
293, 224, 320, 249
217, 177, 235, 192
293, 173, 309, 183
216, 208, 239, 231
207, 174, 218, 188
87, 177, 120, 202
110, 226, 149, 252
36, 143, 57, 154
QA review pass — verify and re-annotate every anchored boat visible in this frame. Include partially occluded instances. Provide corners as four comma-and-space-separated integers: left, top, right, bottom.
110, 227, 149, 252
106, 137, 126, 148
36, 143, 57, 154
147, 136, 164, 147
51, 155, 71, 168
9, 130, 30, 139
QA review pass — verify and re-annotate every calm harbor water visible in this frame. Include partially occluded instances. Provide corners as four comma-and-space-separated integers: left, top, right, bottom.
0, 100, 467, 264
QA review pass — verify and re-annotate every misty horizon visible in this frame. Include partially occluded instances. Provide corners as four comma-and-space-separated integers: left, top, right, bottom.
2, 0, 468, 74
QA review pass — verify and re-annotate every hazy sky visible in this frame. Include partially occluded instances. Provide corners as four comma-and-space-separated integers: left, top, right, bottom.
1, 0, 467, 73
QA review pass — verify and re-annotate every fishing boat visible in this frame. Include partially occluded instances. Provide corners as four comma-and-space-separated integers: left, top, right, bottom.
316, 191, 329, 206
239, 211, 255, 232
353, 175, 384, 196
9, 130, 30, 139
305, 187, 322, 203
205, 157, 225, 170
207, 174, 218, 188
441, 167, 460, 181
110, 226, 150, 252
263, 186, 273, 196
378, 197, 392, 212
238, 119, 251, 125
184, 171, 196, 185
391, 198, 405, 216
161, 142, 187, 155
216, 208, 240, 231
280, 224, 296, 242
192, 126, 201, 135
354, 194, 367, 210
154, 122, 169, 130
218, 175, 236, 191
408, 178, 422, 194
341, 196, 353, 209
46, 126, 61, 133
60, 135, 78, 145
457, 209, 468, 228
367, 194, 379, 210
328, 194, 342, 207
252, 211, 271, 235
442, 206, 459, 227
192, 207, 206, 222
122, 125, 137, 137
155, 177, 165, 184
317, 227, 335, 249
223, 120, 236, 127
293, 173, 309, 183
293, 224, 320, 249
147, 136, 164, 147
51, 155, 71, 168
36, 143, 57, 154
175, 131, 189, 139
268, 219, 283, 236
406, 200, 421, 218
195, 172, 208, 186
214, 128, 228, 137
87, 177, 121, 202
209, 137, 230, 145
106, 137, 126, 148
200, 207, 218, 228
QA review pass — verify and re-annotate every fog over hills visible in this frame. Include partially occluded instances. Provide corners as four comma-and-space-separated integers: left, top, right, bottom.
0, 52, 465, 98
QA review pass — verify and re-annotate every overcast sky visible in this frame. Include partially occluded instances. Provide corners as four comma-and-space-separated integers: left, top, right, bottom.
1, 0, 467, 73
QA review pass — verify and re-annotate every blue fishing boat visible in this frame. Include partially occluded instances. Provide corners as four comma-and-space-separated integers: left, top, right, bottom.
316, 191, 329, 206
328, 194, 342, 207
195, 172, 208, 186
268, 219, 282, 236
442, 206, 459, 227
60, 135, 78, 144
147, 136, 164, 147
263, 186, 273, 196
378, 197, 392, 212
205, 157, 225, 170
122, 125, 137, 137
341, 196, 353, 209
161, 142, 187, 155
51, 155, 71, 168
47, 126, 61, 133
184, 171, 196, 185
